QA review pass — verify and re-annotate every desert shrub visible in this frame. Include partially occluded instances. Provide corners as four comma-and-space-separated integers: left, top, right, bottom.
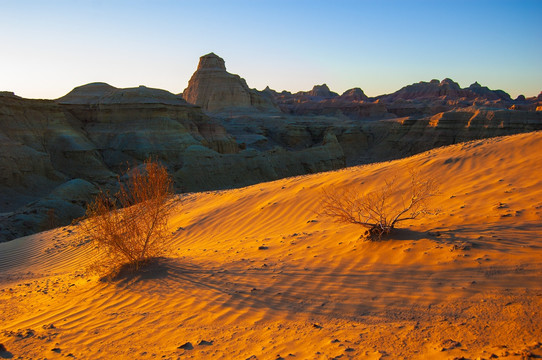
83, 159, 176, 273
320, 170, 439, 240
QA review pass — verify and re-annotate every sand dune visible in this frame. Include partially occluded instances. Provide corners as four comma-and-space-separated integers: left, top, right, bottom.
1, 132, 542, 359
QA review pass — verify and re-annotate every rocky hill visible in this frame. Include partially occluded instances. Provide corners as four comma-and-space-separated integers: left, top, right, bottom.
0, 83, 343, 241
182, 53, 278, 112
1, 53, 541, 241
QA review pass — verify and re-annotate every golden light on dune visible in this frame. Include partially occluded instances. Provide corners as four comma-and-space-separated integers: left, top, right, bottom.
1, 132, 542, 359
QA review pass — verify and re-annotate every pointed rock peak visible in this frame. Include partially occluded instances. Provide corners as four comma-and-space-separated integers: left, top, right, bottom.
440, 78, 460, 89
308, 84, 338, 98
440, 78, 456, 85
469, 81, 482, 88
197, 52, 226, 71
313, 83, 330, 91
342, 87, 365, 95
262, 86, 278, 95
341, 88, 368, 101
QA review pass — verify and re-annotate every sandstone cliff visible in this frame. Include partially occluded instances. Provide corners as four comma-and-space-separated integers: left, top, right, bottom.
0, 83, 347, 241
377, 78, 511, 102
269, 78, 530, 120
358, 107, 542, 163
182, 53, 278, 112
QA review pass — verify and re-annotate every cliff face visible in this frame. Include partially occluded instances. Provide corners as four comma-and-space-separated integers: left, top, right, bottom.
58, 83, 240, 168
175, 132, 344, 191
1, 86, 240, 240
270, 78, 525, 119
0, 84, 346, 241
0, 93, 109, 196
359, 107, 542, 162
182, 53, 278, 112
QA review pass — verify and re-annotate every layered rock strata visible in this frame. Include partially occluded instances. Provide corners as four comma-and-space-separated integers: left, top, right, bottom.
182, 53, 278, 112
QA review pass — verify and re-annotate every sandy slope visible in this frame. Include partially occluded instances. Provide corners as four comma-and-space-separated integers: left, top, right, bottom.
1, 132, 542, 359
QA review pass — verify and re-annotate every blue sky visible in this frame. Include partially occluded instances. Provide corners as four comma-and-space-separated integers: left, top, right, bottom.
1, 0, 540, 99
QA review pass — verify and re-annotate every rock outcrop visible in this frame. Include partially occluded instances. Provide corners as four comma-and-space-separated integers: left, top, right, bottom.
270, 78, 520, 120
373, 79, 513, 116
467, 81, 511, 101
340, 88, 369, 102
59, 83, 240, 169
0, 179, 99, 241
182, 53, 278, 112
268, 84, 385, 120
0, 92, 111, 206
0, 83, 347, 241
175, 132, 345, 191
359, 107, 542, 162
305, 84, 339, 99
378, 78, 470, 101
1, 86, 241, 240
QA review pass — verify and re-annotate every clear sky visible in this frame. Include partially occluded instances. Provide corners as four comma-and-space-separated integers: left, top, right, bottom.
1, 0, 540, 99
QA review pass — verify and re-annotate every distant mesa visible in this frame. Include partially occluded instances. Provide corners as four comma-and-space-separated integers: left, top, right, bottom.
340, 88, 368, 101
58, 82, 116, 103
306, 84, 339, 99
182, 52, 278, 112
197, 52, 227, 71
58, 82, 188, 106
0, 91, 17, 98
377, 78, 511, 102
379, 78, 466, 101
466, 81, 511, 102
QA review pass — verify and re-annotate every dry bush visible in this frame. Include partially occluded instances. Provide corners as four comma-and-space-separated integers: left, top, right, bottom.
320, 169, 439, 240
83, 159, 176, 273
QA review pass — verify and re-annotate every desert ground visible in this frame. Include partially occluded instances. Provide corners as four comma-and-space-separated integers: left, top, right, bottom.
1, 131, 542, 359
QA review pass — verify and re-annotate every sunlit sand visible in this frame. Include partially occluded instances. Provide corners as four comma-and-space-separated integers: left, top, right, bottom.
1, 132, 541, 359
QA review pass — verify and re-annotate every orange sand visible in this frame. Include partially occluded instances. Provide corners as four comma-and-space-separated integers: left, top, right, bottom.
1, 132, 542, 359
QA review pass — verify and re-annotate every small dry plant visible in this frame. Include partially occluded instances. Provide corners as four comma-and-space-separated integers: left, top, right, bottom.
83, 159, 176, 274
320, 169, 439, 240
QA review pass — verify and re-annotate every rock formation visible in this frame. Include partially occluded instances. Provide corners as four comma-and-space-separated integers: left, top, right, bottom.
0, 82, 347, 241
340, 88, 369, 102
58, 83, 240, 166
378, 78, 470, 101
182, 53, 278, 112
269, 84, 385, 119
358, 107, 542, 162
270, 78, 521, 119
305, 84, 339, 99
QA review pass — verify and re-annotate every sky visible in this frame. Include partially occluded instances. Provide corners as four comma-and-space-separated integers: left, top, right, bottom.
1, 0, 541, 99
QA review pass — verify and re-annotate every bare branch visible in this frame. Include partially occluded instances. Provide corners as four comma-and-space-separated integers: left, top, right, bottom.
320, 170, 439, 241
82, 159, 177, 274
